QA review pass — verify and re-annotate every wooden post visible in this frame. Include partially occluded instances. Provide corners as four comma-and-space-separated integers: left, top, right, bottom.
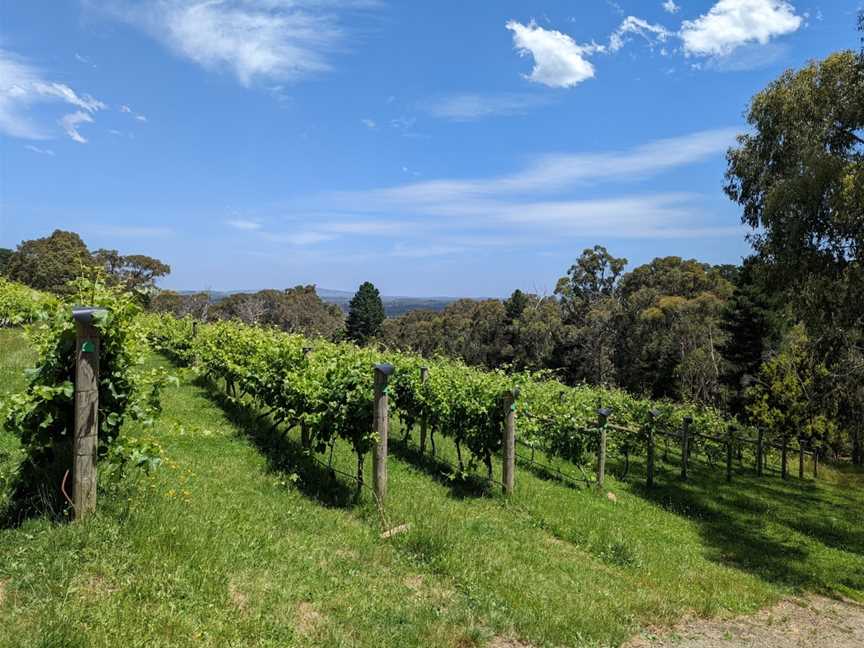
419, 366, 429, 455
646, 409, 659, 488
726, 425, 735, 483
597, 408, 610, 490
798, 437, 805, 479
73, 307, 105, 520
681, 416, 692, 481
781, 435, 789, 480
812, 442, 819, 479
756, 428, 764, 477
373, 364, 394, 505
502, 389, 518, 495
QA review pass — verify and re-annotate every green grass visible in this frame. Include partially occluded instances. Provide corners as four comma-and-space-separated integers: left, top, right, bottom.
0, 337, 862, 647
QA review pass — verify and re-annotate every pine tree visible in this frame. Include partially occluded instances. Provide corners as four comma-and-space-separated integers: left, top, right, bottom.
347, 281, 385, 344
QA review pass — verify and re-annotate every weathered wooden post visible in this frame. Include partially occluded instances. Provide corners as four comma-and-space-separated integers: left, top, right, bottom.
419, 366, 429, 455
781, 434, 789, 480
681, 416, 692, 481
812, 441, 819, 479
597, 407, 610, 490
502, 388, 518, 495
646, 409, 659, 488
373, 363, 394, 505
72, 307, 105, 520
726, 425, 735, 483
756, 427, 764, 477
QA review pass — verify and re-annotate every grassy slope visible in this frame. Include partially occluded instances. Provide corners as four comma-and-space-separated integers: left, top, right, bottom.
0, 331, 862, 647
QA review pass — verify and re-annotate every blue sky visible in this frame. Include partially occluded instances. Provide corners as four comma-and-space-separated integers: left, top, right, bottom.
0, 1, 859, 297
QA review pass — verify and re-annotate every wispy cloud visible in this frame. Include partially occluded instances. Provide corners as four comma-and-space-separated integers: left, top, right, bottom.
361, 118, 376, 129
340, 128, 738, 206
89, 0, 378, 87
226, 218, 263, 230
279, 128, 745, 249
424, 93, 553, 121
24, 144, 55, 156
59, 111, 95, 144
0, 49, 106, 141
662, 0, 681, 14
681, 0, 803, 57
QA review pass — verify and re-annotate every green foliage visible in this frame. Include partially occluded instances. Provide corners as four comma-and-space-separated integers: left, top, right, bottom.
0, 279, 168, 520
347, 281, 385, 344
5, 230, 96, 293
210, 286, 345, 340
745, 324, 834, 451
146, 312, 729, 482
0, 248, 12, 275
93, 249, 171, 295
0, 278, 56, 327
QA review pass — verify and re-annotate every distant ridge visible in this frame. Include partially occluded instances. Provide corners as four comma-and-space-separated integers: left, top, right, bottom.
175, 288, 464, 317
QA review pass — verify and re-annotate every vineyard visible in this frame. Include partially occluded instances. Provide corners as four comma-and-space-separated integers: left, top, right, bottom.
142, 312, 740, 496
1, 279, 863, 647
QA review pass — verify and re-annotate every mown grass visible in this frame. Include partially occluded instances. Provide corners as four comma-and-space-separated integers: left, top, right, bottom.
0, 334, 862, 647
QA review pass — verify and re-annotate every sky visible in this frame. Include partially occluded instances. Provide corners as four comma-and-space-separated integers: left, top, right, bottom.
0, 1, 860, 297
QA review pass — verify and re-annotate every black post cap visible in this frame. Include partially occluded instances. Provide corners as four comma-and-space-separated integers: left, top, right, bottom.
597, 407, 611, 418
374, 363, 395, 376
72, 307, 107, 324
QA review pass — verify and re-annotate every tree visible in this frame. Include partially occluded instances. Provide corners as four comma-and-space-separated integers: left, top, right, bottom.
0, 248, 12, 275
5, 230, 95, 292
616, 257, 733, 403
726, 38, 864, 460
720, 257, 786, 417
554, 246, 627, 386
93, 249, 171, 293
725, 50, 864, 338
346, 282, 385, 344
211, 286, 345, 340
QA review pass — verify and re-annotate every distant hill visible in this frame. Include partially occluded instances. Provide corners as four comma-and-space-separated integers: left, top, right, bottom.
177, 288, 461, 317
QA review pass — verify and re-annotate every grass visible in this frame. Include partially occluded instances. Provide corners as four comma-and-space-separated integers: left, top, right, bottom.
0, 331, 862, 647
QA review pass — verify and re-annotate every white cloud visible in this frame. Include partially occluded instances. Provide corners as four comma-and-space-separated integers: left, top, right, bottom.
89, 1, 373, 86
120, 104, 132, 113
263, 231, 336, 245
346, 128, 738, 206
609, 16, 672, 52
135, 114, 148, 122
226, 219, 263, 230
505, 20, 596, 88
681, 0, 802, 57
24, 144, 55, 156
309, 129, 742, 242
59, 111, 95, 144
663, 0, 681, 14
361, 118, 376, 129
424, 93, 552, 121
0, 49, 106, 141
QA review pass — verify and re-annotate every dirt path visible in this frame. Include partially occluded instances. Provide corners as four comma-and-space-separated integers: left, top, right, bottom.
625, 596, 864, 648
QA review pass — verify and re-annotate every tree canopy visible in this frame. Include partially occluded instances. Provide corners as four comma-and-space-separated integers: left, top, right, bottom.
346, 282, 385, 345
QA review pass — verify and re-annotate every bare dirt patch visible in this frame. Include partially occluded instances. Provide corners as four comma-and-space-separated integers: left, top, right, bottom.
295, 601, 326, 637
485, 636, 537, 648
228, 580, 249, 614
625, 595, 864, 648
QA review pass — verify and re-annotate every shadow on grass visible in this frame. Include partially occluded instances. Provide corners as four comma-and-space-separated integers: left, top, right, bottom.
388, 434, 494, 500
194, 377, 358, 510
620, 452, 864, 593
